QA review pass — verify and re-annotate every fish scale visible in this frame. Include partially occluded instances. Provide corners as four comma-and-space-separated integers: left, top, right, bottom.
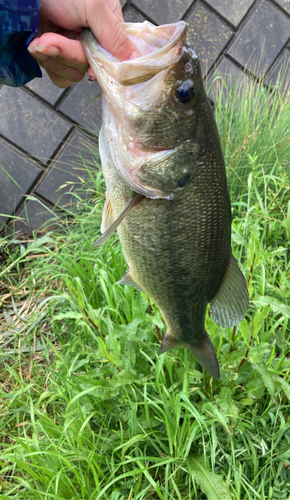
81, 21, 249, 379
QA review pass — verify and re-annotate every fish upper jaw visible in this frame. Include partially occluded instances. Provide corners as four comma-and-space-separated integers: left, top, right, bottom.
81, 21, 187, 86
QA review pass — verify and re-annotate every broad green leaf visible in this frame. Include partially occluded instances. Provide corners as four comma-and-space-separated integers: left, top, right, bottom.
214, 387, 239, 424
116, 369, 138, 385
187, 454, 232, 500
149, 313, 165, 329
202, 402, 231, 434
279, 377, 290, 400
231, 231, 247, 246
251, 305, 271, 337
246, 375, 265, 399
123, 341, 136, 370
250, 361, 275, 397
252, 296, 290, 318
113, 318, 140, 338
225, 348, 247, 364
28, 235, 54, 249
97, 335, 122, 367
53, 312, 84, 320
241, 396, 254, 405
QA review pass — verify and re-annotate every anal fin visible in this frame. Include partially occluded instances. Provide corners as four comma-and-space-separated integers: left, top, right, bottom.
159, 333, 180, 354
93, 192, 143, 247
210, 253, 249, 328
117, 269, 144, 293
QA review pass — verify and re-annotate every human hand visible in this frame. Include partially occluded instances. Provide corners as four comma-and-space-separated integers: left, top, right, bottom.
28, 0, 139, 88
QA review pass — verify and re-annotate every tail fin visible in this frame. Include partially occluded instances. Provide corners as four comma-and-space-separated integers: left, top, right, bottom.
159, 332, 220, 380
186, 335, 220, 379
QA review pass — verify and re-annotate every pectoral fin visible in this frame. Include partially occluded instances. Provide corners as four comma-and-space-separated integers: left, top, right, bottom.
210, 253, 249, 328
159, 332, 220, 380
136, 150, 198, 198
93, 192, 143, 247
117, 269, 144, 293
116, 142, 199, 200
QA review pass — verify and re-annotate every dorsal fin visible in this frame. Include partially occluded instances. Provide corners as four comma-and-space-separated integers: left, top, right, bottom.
210, 253, 249, 328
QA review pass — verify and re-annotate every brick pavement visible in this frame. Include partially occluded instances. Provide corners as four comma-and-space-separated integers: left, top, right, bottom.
1, 0, 289, 234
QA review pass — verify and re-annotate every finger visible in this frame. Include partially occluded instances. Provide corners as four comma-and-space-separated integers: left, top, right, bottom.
28, 33, 88, 71
105, 0, 124, 23
45, 69, 75, 88
87, 0, 140, 60
35, 56, 86, 83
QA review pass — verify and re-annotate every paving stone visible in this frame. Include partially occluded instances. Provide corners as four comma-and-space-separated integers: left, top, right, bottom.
228, 0, 290, 77
8, 199, 55, 235
267, 49, 290, 95
206, 57, 250, 101
25, 69, 65, 105
275, 0, 290, 14
124, 5, 147, 22
131, 0, 192, 24
36, 130, 99, 207
1, 0, 289, 234
0, 141, 41, 227
204, 0, 255, 27
0, 86, 71, 162
187, 2, 233, 76
59, 78, 102, 133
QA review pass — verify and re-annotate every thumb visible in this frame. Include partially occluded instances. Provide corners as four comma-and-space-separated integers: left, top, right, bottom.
88, 2, 140, 60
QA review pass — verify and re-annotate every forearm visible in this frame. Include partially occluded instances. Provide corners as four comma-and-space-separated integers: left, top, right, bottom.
0, 0, 42, 87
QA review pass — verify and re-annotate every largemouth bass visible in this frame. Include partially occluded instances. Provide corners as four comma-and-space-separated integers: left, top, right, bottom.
81, 21, 249, 379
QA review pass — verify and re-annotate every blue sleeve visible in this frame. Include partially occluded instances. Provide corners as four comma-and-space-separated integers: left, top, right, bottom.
0, 0, 42, 87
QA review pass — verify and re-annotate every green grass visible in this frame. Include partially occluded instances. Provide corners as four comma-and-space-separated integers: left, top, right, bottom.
1, 74, 290, 499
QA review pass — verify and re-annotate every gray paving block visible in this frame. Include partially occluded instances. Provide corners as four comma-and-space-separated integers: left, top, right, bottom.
124, 5, 147, 22
0, 87, 71, 163
275, 0, 290, 14
132, 0, 192, 24
25, 69, 65, 105
206, 57, 250, 101
205, 0, 255, 27
187, 2, 233, 76
228, 0, 290, 77
58, 79, 102, 132
267, 49, 290, 95
0, 141, 41, 227
36, 130, 99, 207
8, 198, 56, 235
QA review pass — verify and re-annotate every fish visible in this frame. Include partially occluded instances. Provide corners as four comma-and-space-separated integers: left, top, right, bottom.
81, 21, 249, 379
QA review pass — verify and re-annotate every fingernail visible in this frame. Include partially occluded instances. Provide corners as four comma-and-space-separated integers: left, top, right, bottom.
28, 50, 49, 61
28, 44, 60, 60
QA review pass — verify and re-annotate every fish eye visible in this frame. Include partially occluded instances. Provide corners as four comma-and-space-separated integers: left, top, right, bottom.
175, 80, 195, 104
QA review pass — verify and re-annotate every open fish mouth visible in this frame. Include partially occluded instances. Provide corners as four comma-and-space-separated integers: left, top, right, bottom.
81, 21, 188, 85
